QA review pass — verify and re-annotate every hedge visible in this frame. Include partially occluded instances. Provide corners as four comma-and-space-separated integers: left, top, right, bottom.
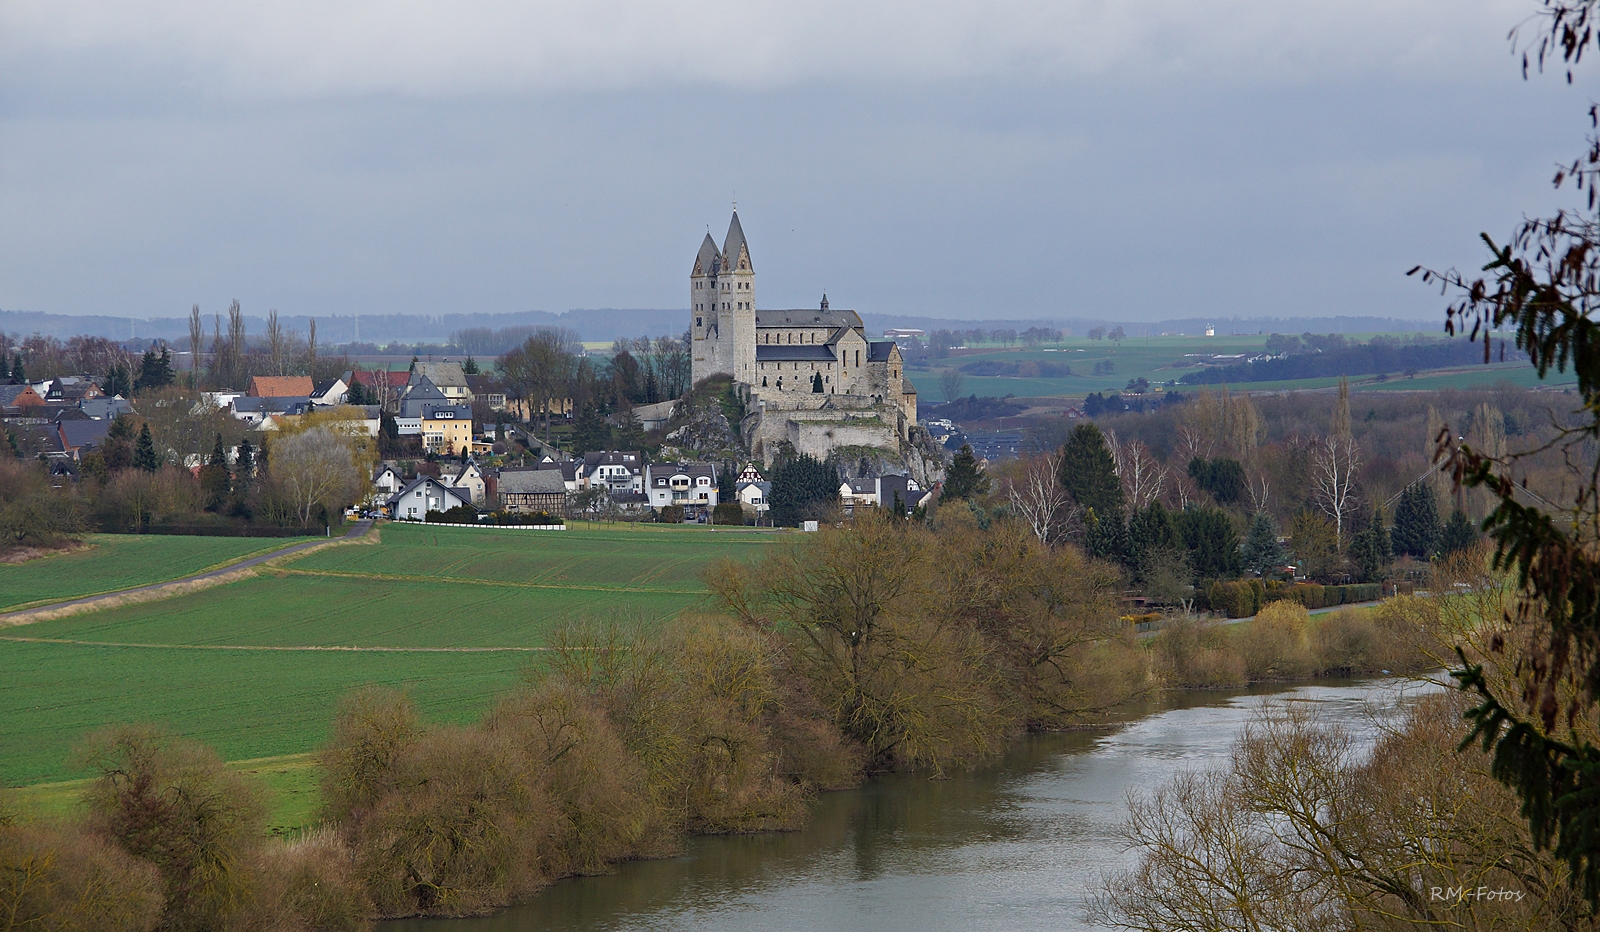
1207, 580, 1383, 617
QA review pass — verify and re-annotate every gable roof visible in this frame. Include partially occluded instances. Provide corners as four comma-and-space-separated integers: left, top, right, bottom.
250, 376, 314, 398
404, 376, 447, 402
0, 385, 43, 408
868, 341, 897, 362
409, 362, 468, 389
754, 308, 865, 331
80, 397, 132, 420
233, 396, 309, 414
386, 475, 474, 509
347, 369, 410, 390
756, 345, 836, 362
497, 469, 567, 495
58, 419, 110, 450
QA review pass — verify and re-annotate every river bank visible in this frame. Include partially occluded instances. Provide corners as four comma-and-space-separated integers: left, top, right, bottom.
381, 675, 1440, 932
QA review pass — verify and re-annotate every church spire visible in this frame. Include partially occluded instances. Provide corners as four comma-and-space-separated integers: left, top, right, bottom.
692, 232, 719, 276
723, 210, 752, 272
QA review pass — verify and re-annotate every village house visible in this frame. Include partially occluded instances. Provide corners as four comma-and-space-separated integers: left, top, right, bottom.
407, 362, 473, 404
420, 403, 473, 455
839, 474, 925, 514
645, 462, 719, 518
384, 475, 475, 521
736, 479, 771, 518
496, 468, 567, 515
0, 384, 46, 415
578, 451, 645, 493
248, 375, 314, 398
311, 378, 348, 406
57, 419, 110, 460
443, 460, 486, 505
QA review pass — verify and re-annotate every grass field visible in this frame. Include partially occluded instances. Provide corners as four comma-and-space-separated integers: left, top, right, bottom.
0, 534, 313, 612
900, 333, 1568, 403
0, 523, 783, 801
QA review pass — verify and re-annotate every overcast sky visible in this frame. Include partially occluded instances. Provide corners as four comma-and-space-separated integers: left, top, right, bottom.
0, 0, 1589, 324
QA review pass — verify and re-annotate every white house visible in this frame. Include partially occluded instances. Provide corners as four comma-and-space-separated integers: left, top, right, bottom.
443, 460, 486, 505
737, 479, 770, 516
645, 462, 718, 517
580, 451, 645, 493
385, 476, 475, 521
311, 378, 349, 406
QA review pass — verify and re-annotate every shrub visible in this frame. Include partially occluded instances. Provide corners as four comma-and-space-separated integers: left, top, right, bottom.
1234, 600, 1312, 680
78, 726, 266, 932
425, 504, 479, 524
1152, 617, 1248, 688
711, 501, 745, 526
0, 822, 164, 932
352, 725, 552, 917
247, 828, 371, 932
657, 505, 685, 524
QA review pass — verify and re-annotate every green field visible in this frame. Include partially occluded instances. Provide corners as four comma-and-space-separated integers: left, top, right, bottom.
0, 534, 312, 612
900, 333, 1565, 403
0, 523, 782, 793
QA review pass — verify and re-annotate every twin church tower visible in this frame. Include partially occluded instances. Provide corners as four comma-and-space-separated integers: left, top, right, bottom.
689, 211, 915, 409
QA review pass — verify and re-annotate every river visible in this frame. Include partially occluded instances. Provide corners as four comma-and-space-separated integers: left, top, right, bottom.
382, 676, 1440, 932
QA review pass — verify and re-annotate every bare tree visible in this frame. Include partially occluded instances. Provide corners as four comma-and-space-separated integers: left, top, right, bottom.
268, 425, 366, 526
187, 304, 204, 388
1004, 451, 1073, 544
1118, 438, 1168, 511
939, 368, 965, 402
499, 328, 577, 441
265, 309, 287, 376
1311, 381, 1361, 546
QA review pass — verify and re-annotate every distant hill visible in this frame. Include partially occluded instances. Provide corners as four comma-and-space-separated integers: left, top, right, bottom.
0, 306, 1440, 347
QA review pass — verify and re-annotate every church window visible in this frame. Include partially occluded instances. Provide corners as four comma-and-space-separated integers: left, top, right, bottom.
761, 377, 767, 387
855, 350, 860, 367
696, 317, 702, 327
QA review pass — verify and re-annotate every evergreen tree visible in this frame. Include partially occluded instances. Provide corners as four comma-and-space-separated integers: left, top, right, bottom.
102, 415, 135, 472
11, 355, 23, 383
941, 444, 990, 502
462, 356, 480, 375
378, 413, 401, 456
717, 461, 737, 502
6, 429, 20, 459
569, 405, 611, 454
1085, 506, 1131, 566
1438, 508, 1478, 558
1188, 456, 1246, 505
134, 347, 175, 392
103, 361, 132, 398
1241, 512, 1289, 577
1129, 501, 1180, 576
133, 424, 161, 471
1347, 507, 1392, 583
1058, 423, 1123, 516
235, 437, 255, 482
199, 433, 231, 511
1178, 507, 1242, 579
769, 453, 838, 527
0, 355, 10, 381
1390, 483, 1442, 559
346, 379, 369, 406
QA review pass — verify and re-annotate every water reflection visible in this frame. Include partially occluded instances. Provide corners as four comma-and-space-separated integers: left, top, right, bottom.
382, 677, 1440, 932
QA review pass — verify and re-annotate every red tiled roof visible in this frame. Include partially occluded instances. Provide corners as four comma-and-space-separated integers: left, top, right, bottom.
249, 376, 314, 398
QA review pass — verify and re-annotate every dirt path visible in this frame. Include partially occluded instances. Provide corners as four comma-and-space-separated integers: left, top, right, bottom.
0, 521, 374, 627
